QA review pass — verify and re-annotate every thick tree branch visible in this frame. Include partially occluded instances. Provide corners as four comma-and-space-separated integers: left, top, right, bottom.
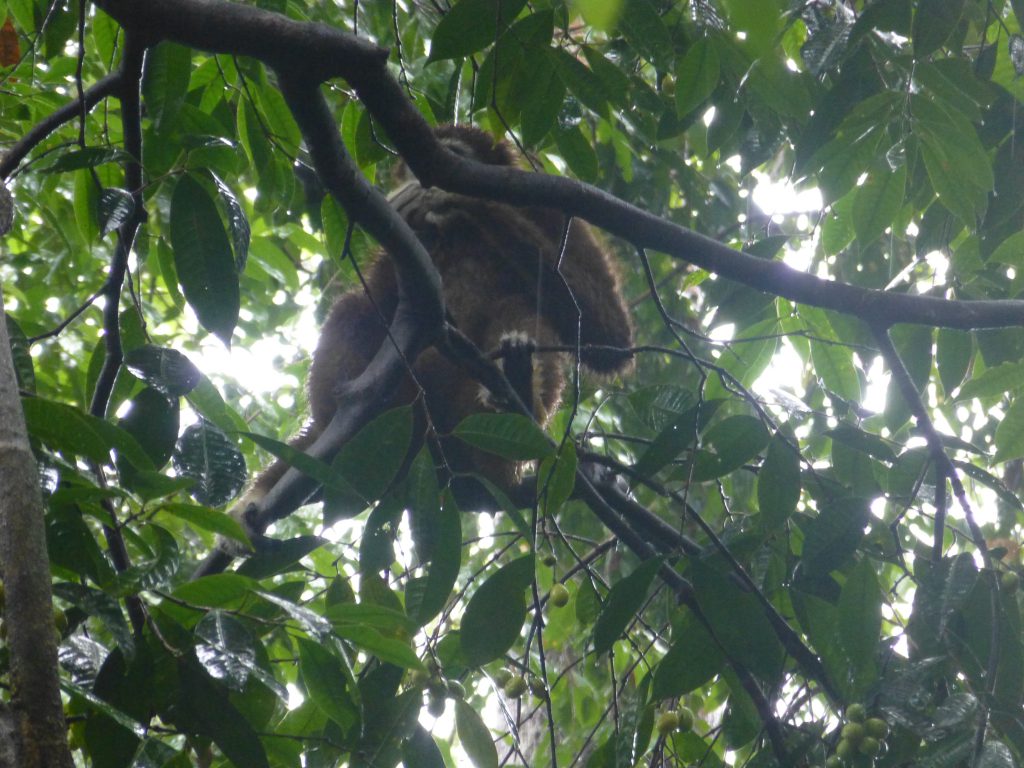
90, 0, 1024, 334
0, 284, 73, 767
194, 78, 445, 577
86, 33, 148, 636
0, 72, 122, 180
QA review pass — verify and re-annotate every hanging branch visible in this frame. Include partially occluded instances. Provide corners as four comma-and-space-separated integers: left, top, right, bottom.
871, 324, 1000, 768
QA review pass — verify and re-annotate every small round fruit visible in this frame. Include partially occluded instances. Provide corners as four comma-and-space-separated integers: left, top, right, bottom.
676, 706, 695, 732
549, 583, 570, 608
845, 703, 866, 723
504, 675, 528, 699
409, 669, 430, 688
447, 680, 466, 699
528, 675, 547, 698
428, 679, 447, 699
858, 736, 880, 756
864, 717, 889, 739
841, 722, 864, 743
656, 710, 680, 736
542, 553, 557, 567
825, 756, 843, 768
835, 739, 854, 760
427, 695, 446, 717
1001, 571, 1020, 594
492, 668, 513, 687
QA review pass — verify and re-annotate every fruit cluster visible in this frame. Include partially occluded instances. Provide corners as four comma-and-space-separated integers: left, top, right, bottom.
826, 704, 889, 767
656, 706, 695, 737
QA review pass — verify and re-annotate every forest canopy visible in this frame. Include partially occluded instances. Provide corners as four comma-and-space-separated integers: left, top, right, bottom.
1, 1, 1024, 767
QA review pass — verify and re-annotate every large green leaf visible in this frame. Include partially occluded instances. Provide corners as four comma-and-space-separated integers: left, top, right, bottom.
461, 554, 534, 666
592, 557, 662, 655
456, 699, 498, 768
758, 430, 800, 529
172, 419, 246, 507
453, 412, 552, 461
428, 0, 528, 60
852, 163, 906, 245
169, 174, 240, 345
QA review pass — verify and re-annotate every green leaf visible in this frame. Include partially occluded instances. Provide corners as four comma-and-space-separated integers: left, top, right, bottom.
920, 137, 984, 225
852, 164, 906, 244
428, 0, 528, 61
521, 59, 566, 146
158, 502, 251, 546
798, 498, 870, 577
456, 699, 498, 768
537, 442, 577, 517
692, 414, 770, 481
333, 624, 424, 671
41, 146, 130, 174
837, 559, 882, 692
22, 397, 154, 471
116, 387, 179, 470
825, 423, 897, 462
453, 412, 553, 461
634, 404, 700, 478
652, 611, 724, 699
554, 125, 599, 182
403, 725, 446, 767
327, 406, 413, 521
575, 578, 601, 627
619, 0, 673, 70
237, 536, 325, 579
169, 174, 239, 345
995, 395, 1024, 462
175, 656, 270, 768
758, 430, 800, 529
936, 328, 973, 396
978, 741, 1015, 768
194, 611, 264, 691
5, 315, 34, 394
912, 0, 966, 58
297, 637, 359, 730
573, 0, 625, 31
549, 47, 609, 117
98, 188, 135, 237
408, 465, 462, 625
676, 38, 721, 118
210, 173, 250, 272
956, 360, 1024, 402
593, 557, 662, 655
172, 420, 246, 507
124, 344, 201, 397
802, 308, 862, 402
141, 42, 192, 131
241, 430, 335, 488
73, 169, 99, 242
53, 583, 134, 658
691, 559, 785, 680
461, 554, 534, 666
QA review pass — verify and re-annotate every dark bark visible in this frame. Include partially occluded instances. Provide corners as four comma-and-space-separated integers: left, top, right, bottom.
0, 284, 73, 768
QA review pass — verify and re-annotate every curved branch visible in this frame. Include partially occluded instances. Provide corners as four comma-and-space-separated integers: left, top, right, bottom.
194, 77, 446, 577
0, 71, 122, 180
87, 32, 148, 635
91, 0, 1024, 333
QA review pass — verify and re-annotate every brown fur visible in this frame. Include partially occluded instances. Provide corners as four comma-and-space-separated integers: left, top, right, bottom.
239, 125, 633, 511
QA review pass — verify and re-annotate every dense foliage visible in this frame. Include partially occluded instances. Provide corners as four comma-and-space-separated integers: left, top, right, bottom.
2, 0, 1024, 766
